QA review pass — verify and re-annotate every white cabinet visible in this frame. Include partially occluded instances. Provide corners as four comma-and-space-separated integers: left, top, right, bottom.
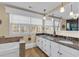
42, 38, 46, 52
50, 41, 79, 57
36, 37, 40, 48
43, 39, 51, 56
36, 37, 40, 47
59, 44, 79, 57
50, 41, 59, 57
39, 38, 43, 50
36, 37, 43, 50
36, 36, 79, 57
36, 37, 51, 56
59, 49, 74, 57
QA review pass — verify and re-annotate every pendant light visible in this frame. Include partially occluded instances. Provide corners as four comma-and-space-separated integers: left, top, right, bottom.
70, 4, 74, 16
60, 2, 65, 13
52, 18, 54, 21
43, 16, 46, 20
51, 14, 54, 21
74, 7, 79, 19
43, 9, 46, 20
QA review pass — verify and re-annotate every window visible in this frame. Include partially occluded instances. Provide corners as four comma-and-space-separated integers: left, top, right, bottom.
9, 14, 43, 35
54, 18, 60, 31
9, 13, 60, 35
44, 18, 60, 34
44, 19, 54, 34
31, 17, 43, 33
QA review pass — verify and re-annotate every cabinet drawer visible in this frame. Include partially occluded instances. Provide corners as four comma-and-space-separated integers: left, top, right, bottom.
42, 38, 51, 56
59, 44, 79, 56
50, 41, 59, 57
59, 50, 74, 57
45, 45, 51, 56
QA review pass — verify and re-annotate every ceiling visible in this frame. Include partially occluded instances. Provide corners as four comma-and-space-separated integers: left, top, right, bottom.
52, 2, 79, 19
2, 2, 79, 19
3, 2, 61, 13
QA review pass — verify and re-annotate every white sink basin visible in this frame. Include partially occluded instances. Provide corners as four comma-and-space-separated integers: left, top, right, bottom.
59, 40, 73, 44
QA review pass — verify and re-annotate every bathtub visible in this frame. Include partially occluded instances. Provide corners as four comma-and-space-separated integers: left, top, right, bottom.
0, 42, 19, 57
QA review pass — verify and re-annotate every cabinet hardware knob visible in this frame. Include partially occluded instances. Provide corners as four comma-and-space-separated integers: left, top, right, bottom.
58, 51, 62, 55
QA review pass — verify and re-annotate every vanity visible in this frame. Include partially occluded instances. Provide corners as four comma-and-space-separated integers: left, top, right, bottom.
36, 33, 79, 57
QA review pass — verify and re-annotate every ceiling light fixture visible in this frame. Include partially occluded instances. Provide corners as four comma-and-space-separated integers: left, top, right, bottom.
60, 2, 65, 13
73, 7, 79, 19
43, 9, 46, 20
43, 16, 46, 20
52, 18, 54, 21
70, 11, 74, 16
73, 14, 79, 19
69, 4, 74, 16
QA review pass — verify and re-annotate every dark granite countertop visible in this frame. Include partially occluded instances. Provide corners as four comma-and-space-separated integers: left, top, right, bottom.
0, 36, 23, 44
36, 35, 79, 50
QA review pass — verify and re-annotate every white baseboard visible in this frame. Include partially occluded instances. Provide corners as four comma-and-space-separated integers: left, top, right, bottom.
25, 43, 37, 49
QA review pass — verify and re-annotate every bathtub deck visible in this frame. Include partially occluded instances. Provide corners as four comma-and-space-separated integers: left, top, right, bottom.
0, 42, 19, 57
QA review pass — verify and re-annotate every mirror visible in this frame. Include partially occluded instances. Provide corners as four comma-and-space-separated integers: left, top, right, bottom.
66, 18, 79, 31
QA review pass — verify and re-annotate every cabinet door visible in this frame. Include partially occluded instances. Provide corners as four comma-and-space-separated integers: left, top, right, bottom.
38, 37, 46, 50
59, 46, 74, 57
37, 37, 41, 49
42, 38, 46, 52
59, 44, 79, 57
36, 37, 39, 47
36, 37, 41, 48
45, 39, 51, 56
36, 37, 46, 51
40, 38, 51, 56
50, 41, 59, 57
